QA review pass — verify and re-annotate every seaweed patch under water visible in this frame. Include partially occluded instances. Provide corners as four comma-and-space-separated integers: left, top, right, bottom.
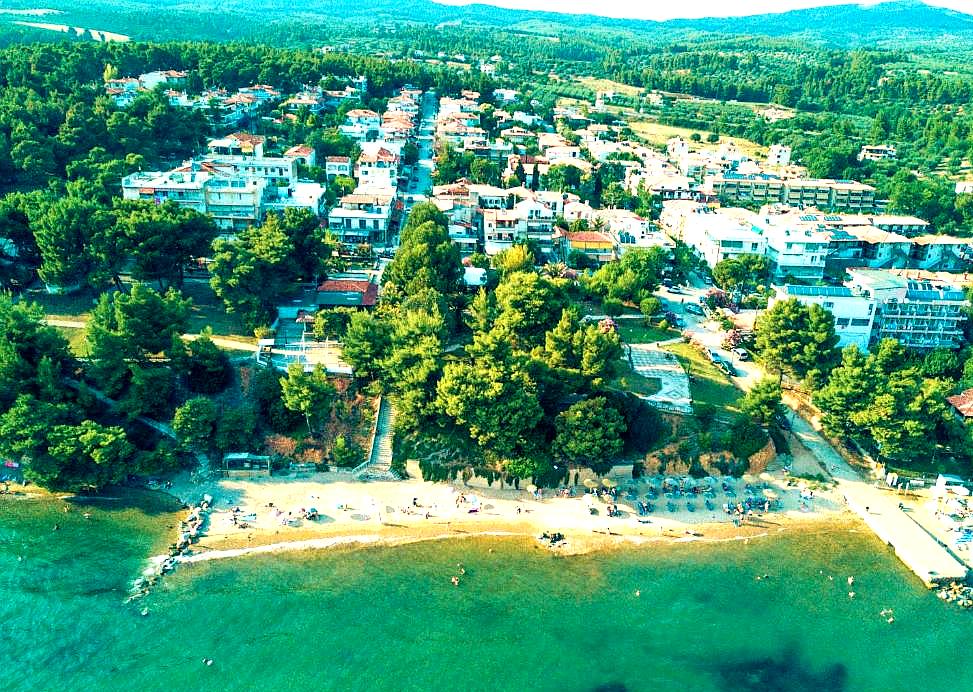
714, 647, 847, 692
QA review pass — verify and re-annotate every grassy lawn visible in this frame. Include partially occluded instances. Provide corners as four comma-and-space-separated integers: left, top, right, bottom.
180, 281, 254, 342
23, 289, 96, 322
53, 325, 89, 357
662, 341, 742, 414
629, 120, 765, 158
612, 361, 662, 397
616, 322, 680, 344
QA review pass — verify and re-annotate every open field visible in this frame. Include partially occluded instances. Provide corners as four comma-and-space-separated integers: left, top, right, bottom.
629, 120, 766, 157
576, 77, 644, 98
662, 341, 742, 414
177, 280, 255, 343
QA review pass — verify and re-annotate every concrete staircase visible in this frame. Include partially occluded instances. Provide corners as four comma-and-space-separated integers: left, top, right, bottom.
354, 397, 399, 482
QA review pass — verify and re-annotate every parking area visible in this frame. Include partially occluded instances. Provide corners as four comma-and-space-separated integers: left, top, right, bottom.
629, 344, 693, 414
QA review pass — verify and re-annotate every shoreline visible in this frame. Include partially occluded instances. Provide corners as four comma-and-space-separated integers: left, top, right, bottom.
144, 470, 853, 569
151, 516, 866, 571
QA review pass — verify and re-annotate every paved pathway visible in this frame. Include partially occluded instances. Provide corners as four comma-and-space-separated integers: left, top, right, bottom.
628, 344, 692, 414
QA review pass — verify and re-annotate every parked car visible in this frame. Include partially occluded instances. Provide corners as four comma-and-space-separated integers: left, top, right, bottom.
685, 303, 705, 316
706, 349, 719, 363
716, 360, 737, 377
733, 347, 750, 361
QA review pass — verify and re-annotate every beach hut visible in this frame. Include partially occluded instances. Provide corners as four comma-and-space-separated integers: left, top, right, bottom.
222, 453, 272, 479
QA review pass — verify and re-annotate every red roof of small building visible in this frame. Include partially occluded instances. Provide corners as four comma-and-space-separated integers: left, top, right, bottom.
947, 388, 973, 418
316, 280, 378, 307
326, 155, 351, 163
359, 147, 398, 164
564, 231, 612, 244
284, 145, 314, 157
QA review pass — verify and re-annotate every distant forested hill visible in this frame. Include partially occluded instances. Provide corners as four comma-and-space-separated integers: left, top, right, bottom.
3, 0, 973, 47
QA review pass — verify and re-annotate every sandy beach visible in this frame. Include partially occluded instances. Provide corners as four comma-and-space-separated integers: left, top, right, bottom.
159, 470, 849, 562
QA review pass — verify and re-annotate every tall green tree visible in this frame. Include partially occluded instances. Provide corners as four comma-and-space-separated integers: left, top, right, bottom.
210, 214, 298, 330
553, 397, 627, 466
280, 363, 337, 436
754, 299, 839, 384
28, 420, 134, 492
341, 311, 392, 381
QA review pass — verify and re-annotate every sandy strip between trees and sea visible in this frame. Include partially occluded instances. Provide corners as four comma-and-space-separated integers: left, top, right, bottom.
160, 472, 852, 563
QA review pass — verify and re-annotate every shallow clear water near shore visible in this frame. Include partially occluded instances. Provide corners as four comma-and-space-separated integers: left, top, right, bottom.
1, 491, 970, 691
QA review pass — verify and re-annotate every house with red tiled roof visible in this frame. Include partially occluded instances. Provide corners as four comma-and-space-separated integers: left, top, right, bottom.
325, 155, 352, 179
355, 145, 400, 190
283, 144, 316, 168
947, 388, 973, 420
316, 278, 379, 308
340, 109, 382, 142
562, 230, 616, 266
207, 132, 266, 158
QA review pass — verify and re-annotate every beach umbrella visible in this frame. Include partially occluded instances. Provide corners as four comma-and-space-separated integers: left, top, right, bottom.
762, 488, 778, 500
759, 472, 775, 482
583, 479, 599, 489
602, 478, 617, 488
526, 484, 537, 494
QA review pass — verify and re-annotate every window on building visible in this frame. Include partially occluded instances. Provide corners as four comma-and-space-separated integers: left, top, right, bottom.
851, 319, 871, 326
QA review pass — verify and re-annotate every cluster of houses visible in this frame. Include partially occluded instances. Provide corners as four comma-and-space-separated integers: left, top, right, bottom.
121, 132, 327, 233
106, 69, 369, 129
327, 86, 432, 247
620, 137, 882, 213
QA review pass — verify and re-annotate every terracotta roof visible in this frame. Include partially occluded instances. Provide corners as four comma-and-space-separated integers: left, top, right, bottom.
565, 231, 612, 244
284, 145, 314, 157
346, 109, 379, 118
359, 147, 398, 164
947, 388, 973, 418
228, 132, 265, 145
316, 280, 378, 307
326, 155, 351, 163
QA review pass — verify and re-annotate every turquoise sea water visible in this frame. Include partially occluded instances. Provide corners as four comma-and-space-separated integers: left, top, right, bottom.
1, 491, 971, 692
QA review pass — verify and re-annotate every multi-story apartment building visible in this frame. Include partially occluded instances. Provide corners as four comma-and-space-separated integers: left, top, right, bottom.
326, 193, 395, 247
711, 173, 878, 212
121, 165, 264, 233
355, 145, 400, 191
846, 269, 969, 350
661, 203, 766, 268
481, 198, 557, 257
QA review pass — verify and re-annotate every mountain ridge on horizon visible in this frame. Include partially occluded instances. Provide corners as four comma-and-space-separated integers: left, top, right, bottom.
10, 0, 973, 46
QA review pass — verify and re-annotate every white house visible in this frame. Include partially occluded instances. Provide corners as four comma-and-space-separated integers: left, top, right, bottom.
355, 145, 399, 191
772, 285, 875, 351
283, 145, 316, 169
760, 216, 829, 282
339, 109, 381, 142
327, 193, 395, 247
662, 203, 766, 268
138, 70, 187, 90
325, 156, 352, 179
766, 144, 792, 167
